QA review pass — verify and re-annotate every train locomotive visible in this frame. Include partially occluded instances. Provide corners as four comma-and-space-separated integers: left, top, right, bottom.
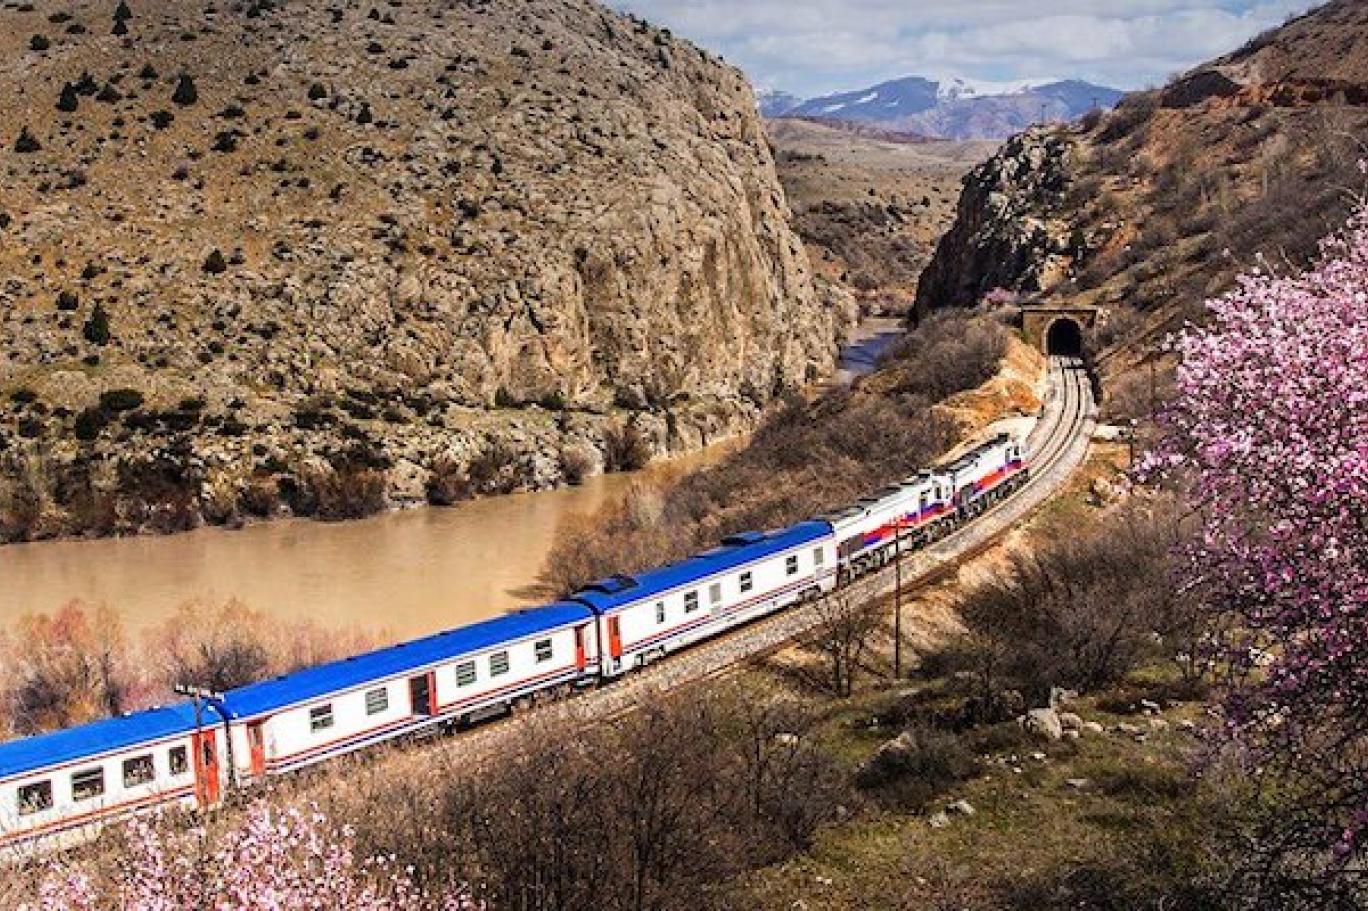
0, 433, 1025, 853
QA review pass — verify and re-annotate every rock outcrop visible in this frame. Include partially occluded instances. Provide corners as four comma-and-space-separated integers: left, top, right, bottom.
0, 0, 851, 540
913, 0, 1368, 369
913, 129, 1077, 316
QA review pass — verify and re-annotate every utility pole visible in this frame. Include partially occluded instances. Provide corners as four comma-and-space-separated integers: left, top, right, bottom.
893, 519, 903, 678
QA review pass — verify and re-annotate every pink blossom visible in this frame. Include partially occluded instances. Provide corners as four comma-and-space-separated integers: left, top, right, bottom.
1150, 185, 1368, 864
19, 801, 485, 910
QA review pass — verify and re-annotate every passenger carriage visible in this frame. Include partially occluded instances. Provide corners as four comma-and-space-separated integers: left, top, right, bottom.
222, 602, 596, 781
0, 704, 211, 855
572, 521, 839, 677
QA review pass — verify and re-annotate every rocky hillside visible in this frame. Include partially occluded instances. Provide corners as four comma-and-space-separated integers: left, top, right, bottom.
916, 0, 1368, 369
0, 0, 852, 541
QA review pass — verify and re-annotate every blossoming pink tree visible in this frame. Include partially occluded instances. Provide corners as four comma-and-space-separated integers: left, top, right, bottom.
17, 801, 484, 911
1149, 187, 1368, 901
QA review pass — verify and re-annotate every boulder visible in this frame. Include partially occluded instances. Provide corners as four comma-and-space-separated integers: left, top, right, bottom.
1019, 707, 1064, 741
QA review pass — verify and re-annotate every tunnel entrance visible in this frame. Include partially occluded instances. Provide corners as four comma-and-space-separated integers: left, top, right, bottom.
1046, 318, 1083, 356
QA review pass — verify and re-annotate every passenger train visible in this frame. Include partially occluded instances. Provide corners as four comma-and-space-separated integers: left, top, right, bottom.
0, 433, 1026, 853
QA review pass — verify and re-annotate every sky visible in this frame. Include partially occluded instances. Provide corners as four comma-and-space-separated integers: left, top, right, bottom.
607, 1, 1321, 98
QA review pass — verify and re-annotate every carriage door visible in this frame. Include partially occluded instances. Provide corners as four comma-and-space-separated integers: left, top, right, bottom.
247, 722, 266, 778
409, 674, 433, 716
192, 729, 221, 807
607, 616, 623, 659
574, 625, 587, 670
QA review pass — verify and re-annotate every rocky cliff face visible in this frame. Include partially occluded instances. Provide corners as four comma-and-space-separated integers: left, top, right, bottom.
913, 129, 1076, 315
915, 0, 1368, 359
0, 0, 851, 540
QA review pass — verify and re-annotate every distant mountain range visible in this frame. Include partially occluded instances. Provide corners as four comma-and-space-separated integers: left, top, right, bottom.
760, 77, 1125, 140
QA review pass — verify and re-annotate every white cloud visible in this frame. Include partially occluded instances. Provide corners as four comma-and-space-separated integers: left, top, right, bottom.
609, 0, 1321, 96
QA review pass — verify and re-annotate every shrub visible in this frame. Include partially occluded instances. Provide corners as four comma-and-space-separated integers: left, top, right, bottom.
55, 83, 78, 113
171, 74, 197, 106
14, 126, 42, 153
959, 498, 1187, 701
29, 34, 50, 51
878, 310, 1009, 400
303, 463, 388, 520
465, 441, 521, 495
202, 248, 228, 273
855, 724, 981, 810
425, 456, 468, 506
73, 407, 108, 441
82, 303, 111, 345
559, 444, 597, 485
602, 421, 653, 472
3, 602, 131, 736
98, 388, 144, 413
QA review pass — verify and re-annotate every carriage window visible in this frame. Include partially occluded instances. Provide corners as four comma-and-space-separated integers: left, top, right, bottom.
456, 661, 477, 686
169, 746, 188, 775
309, 704, 335, 732
534, 638, 553, 663
708, 583, 721, 606
71, 768, 105, 802
739, 572, 754, 594
123, 755, 155, 788
365, 687, 389, 716
490, 651, 510, 676
813, 547, 825, 568
684, 591, 699, 612
786, 555, 799, 576
17, 781, 52, 816
655, 602, 666, 624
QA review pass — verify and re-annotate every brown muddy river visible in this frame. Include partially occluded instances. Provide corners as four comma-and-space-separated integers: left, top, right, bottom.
0, 446, 730, 640
0, 321, 901, 642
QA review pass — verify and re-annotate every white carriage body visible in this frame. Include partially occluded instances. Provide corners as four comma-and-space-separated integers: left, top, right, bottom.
575, 522, 838, 677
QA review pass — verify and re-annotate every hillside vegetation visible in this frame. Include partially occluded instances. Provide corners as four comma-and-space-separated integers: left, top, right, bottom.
0, 0, 851, 543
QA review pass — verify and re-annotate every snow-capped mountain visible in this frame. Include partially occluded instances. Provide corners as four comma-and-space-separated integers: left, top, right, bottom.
756, 89, 805, 118
767, 76, 1125, 140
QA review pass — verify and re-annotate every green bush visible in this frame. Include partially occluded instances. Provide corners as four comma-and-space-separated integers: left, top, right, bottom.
98, 388, 144, 413
82, 303, 111, 345
73, 407, 109, 441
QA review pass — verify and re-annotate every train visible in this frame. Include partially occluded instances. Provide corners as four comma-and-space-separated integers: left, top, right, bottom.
0, 432, 1027, 854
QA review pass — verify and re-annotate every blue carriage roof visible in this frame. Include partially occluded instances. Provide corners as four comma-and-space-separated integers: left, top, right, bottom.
0, 703, 199, 782
223, 601, 593, 719
572, 520, 833, 612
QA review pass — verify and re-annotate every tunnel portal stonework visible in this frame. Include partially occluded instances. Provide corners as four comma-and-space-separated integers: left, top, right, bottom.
1021, 305, 1100, 355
